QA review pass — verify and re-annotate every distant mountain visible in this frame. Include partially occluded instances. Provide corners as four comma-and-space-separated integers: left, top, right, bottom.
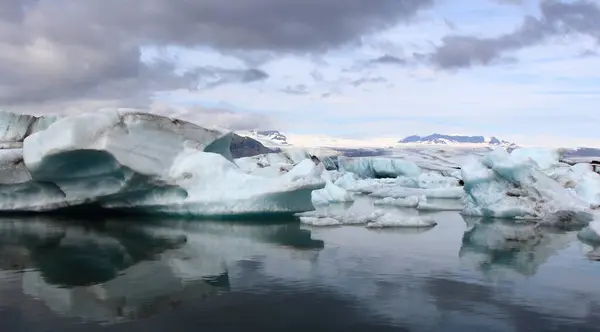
255, 130, 289, 145
399, 133, 516, 147
564, 147, 600, 158
235, 130, 291, 148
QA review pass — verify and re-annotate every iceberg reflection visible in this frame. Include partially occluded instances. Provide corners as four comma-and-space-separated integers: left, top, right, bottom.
459, 217, 576, 277
0, 215, 323, 323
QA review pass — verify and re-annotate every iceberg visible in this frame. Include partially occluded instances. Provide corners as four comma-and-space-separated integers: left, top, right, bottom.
510, 147, 565, 174
0, 110, 58, 148
365, 214, 437, 228
0, 110, 325, 215
374, 196, 422, 208
299, 216, 343, 226
235, 151, 352, 206
338, 156, 422, 178
296, 196, 437, 229
369, 186, 464, 200
553, 163, 600, 208
461, 148, 593, 226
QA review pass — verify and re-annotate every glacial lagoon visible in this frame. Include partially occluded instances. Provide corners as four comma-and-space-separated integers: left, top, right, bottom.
0, 210, 599, 332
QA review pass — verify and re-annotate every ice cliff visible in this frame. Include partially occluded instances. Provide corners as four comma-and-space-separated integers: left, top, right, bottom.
0, 110, 325, 215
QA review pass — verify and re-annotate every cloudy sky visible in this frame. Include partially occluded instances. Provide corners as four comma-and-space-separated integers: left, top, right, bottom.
1, 0, 599, 147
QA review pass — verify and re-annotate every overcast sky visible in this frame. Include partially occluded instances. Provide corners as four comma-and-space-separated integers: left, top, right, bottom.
1, 0, 599, 146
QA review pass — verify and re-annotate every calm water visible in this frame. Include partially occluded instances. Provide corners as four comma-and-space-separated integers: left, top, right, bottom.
0, 211, 599, 332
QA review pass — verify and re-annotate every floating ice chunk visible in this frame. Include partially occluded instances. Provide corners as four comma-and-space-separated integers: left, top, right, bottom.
417, 201, 463, 211
299, 216, 342, 226
366, 214, 437, 228
461, 149, 593, 225
374, 194, 462, 211
578, 221, 600, 244
553, 163, 600, 207
374, 195, 422, 208
311, 181, 354, 206
338, 156, 421, 178
296, 198, 386, 226
370, 187, 464, 199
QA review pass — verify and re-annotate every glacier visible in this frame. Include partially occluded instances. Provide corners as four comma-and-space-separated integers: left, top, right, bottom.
0, 110, 325, 215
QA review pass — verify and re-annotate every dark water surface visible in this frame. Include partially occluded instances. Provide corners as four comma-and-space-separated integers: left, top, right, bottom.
0, 212, 599, 332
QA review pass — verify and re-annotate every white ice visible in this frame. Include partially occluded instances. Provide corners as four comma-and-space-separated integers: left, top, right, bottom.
296, 196, 438, 229
235, 150, 353, 206
461, 148, 593, 225
0, 110, 325, 215
510, 147, 565, 173
365, 214, 437, 228
374, 196, 422, 208
552, 163, 600, 208
0, 110, 58, 146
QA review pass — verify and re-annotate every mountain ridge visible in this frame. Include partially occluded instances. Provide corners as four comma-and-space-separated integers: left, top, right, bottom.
399, 133, 516, 147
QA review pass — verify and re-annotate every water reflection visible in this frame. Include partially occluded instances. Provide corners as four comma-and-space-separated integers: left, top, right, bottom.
0, 213, 598, 331
459, 217, 576, 277
0, 215, 323, 324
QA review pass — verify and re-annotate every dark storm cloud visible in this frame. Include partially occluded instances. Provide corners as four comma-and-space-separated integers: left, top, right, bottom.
370, 55, 407, 65
54, 0, 434, 51
427, 0, 600, 69
0, 0, 433, 111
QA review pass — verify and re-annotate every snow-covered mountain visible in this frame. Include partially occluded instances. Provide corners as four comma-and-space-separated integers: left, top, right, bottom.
255, 130, 289, 145
237, 130, 290, 148
399, 134, 517, 148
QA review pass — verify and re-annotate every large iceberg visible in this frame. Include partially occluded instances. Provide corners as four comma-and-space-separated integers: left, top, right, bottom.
0, 111, 59, 149
0, 110, 325, 215
461, 148, 593, 225
552, 163, 600, 208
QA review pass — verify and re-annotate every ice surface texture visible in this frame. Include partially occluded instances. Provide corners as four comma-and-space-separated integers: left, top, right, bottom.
0, 110, 325, 215
461, 148, 594, 226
